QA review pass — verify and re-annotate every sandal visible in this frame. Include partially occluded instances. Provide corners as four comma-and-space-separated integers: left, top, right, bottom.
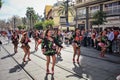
73, 58, 75, 63
46, 69, 50, 74
77, 59, 79, 64
23, 59, 26, 62
28, 58, 31, 61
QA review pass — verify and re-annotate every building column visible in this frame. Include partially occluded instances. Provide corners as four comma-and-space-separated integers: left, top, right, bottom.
86, 7, 89, 30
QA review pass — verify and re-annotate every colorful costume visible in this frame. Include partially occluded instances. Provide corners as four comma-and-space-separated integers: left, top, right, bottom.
41, 37, 63, 56
11, 34, 19, 46
20, 37, 31, 50
72, 33, 82, 48
55, 34, 63, 45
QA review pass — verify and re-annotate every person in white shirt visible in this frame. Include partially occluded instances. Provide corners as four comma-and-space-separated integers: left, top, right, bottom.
7, 30, 12, 44
107, 29, 114, 53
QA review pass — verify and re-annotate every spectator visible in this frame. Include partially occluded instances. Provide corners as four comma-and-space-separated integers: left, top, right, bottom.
107, 28, 114, 53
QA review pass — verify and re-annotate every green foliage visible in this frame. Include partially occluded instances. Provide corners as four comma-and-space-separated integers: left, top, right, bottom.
17, 25, 26, 30
22, 17, 27, 25
92, 10, 107, 25
26, 7, 40, 28
0, 0, 2, 9
57, 2, 75, 16
26, 7, 35, 19
43, 20, 54, 29
34, 22, 43, 30
34, 20, 54, 30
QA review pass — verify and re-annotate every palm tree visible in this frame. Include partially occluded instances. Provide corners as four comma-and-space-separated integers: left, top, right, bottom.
0, 0, 2, 9
58, 2, 74, 16
57, 1, 75, 31
26, 7, 35, 29
32, 13, 40, 24
22, 17, 27, 26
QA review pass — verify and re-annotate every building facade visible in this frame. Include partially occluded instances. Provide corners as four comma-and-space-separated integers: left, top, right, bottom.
75, 0, 120, 30
44, 5, 52, 19
45, 1, 75, 30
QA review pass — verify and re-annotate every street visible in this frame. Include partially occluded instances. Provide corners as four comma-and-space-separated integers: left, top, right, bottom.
0, 37, 120, 80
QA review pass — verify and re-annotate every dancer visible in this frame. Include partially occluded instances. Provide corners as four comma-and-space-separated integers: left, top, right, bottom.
41, 29, 63, 74
54, 29, 63, 57
11, 31, 19, 53
98, 31, 109, 57
33, 30, 40, 51
36, 32, 44, 50
72, 28, 83, 64
20, 32, 31, 62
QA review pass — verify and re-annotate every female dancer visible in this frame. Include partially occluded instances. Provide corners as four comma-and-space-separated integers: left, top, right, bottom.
33, 30, 40, 51
20, 32, 31, 62
54, 29, 63, 57
11, 31, 19, 53
41, 29, 63, 74
98, 30, 109, 57
72, 28, 82, 64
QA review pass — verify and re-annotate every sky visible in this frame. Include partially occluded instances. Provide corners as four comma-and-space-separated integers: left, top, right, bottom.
0, 0, 59, 20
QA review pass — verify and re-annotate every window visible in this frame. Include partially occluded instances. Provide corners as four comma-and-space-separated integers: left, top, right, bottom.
77, 8, 86, 18
104, 1, 120, 15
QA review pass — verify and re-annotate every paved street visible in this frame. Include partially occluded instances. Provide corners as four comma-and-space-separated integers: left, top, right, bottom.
0, 37, 120, 80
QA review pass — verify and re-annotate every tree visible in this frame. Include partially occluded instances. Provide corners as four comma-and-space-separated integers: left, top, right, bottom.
58, 2, 75, 16
92, 10, 107, 32
22, 17, 27, 25
34, 21, 43, 30
57, 1, 75, 31
17, 25, 26, 30
32, 13, 40, 24
0, 20, 6, 30
26, 7, 35, 29
43, 20, 54, 29
0, 0, 2, 9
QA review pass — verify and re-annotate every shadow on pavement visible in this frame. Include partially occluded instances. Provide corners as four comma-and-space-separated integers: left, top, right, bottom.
66, 63, 89, 80
1, 53, 15, 59
44, 73, 54, 80
9, 61, 28, 73
31, 50, 36, 54
56, 56, 63, 63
